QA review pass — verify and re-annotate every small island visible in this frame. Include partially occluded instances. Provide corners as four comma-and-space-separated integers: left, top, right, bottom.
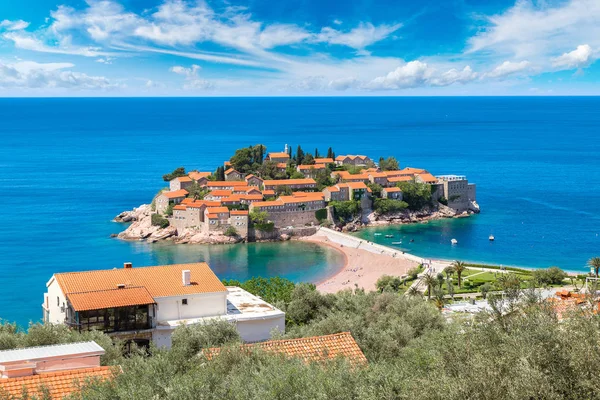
115, 144, 479, 244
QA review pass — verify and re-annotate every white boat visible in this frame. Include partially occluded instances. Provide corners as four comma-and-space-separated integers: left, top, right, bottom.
489, 235, 495, 241
374, 233, 382, 236
451, 238, 458, 245
385, 234, 394, 238
392, 241, 402, 244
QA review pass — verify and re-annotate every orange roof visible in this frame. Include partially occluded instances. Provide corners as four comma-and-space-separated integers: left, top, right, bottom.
388, 176, 414, 183
188, 171, 211, 181
383, 187, 402, 192
365, 167, 379, 172
54, 263, 227, 298
314, 158, 334, 163
231, 186, 251, 193
188, 200, 220, 208
368, 172, 388, 178
335, 155, 368, 161
346, 182, 368, 189
262, 190, 275, 196
222, 196, 241, 203
206, 207, 230, 214
298, 164, 325, 170
267, 152, 290, 159
230, 210, 249, 215
0, 366, 115, 399
263, 179, 316, 186
325, 186, 340, 192
208, 189, 233, 196
335, 183, 349, 188
246, 187, 261, 194
181, 198, 195, 205
276, 163, 287, 168
173, 204, 187, 210
417, 172, 437, 183
245, 174, 262, 181
67, 287, 155, 311
162, 189, 188, 199
206, 214, 219, 219
251, 199, 284, 208
174, 176, 192, 182
240, 194, 263, 201
399, 167, 426, 175
279, 193, 325, 205
224, 168, 238, 175
207, 181, 249, 187
383, 170, 404, 177
206, 332, 366, 365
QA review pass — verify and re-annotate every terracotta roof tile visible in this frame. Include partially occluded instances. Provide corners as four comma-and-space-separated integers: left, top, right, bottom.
276, 163, 287, 168
417, 172, 437, 183
230, 210, 249, 215
206, 332, 366, 365
162, 189, 189, 199
383, 187, 402, 192
173, 205, 187, 210
346, 182, 368, 189
207, 181, 249, 188
0, 366, 115, 399
388, 176, 414, 183
206, 207, 230, 214
324, 186, 340, 192
298, 164, 325, 170
314, 158, 334, 163
181, 198, 195, 205
174, 176, 192, 182
67, 287, 155, 311
263, 179, 316, 186
262, 190, 275, 196
224, 168, 238, 175
188, 171, 211, 181
267, 152, 290, 159
55, 263, 227, 298
207, 190, 233, 196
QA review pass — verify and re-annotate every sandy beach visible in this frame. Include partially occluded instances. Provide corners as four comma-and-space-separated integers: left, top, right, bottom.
299, 232, 419, 293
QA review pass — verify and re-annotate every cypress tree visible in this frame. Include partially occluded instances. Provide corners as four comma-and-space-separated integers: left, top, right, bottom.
296, 145, 304, 165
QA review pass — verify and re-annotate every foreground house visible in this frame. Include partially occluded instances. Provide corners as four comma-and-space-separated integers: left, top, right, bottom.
169, 176, 193, 191
156, 189, 189, 214
224, 168, 243, 181
43, 263, 285, 348
206, 332, 367, 365
0, 342, 114, 399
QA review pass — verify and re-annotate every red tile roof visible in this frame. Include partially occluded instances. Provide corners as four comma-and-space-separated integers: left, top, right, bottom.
267, 152, 290, 159
298, 164, 325, 170
314, 158, 334, 163
417, 172, 437, 183
55, 263, 227, 298
346, 182, 368, 190
67, 287, 155, 311
383, 187, 402, 192
0, 367, 115, 399
173, 205, 187, 210
206, 206, 230, 214
224, 168, 238, 175
263, 179, 316, 186
207, 181, 249, 188
174, 176, 192, 182
162, 189, 188, 199
388, 176, 414, 183
188, 171, 211, 181
207, 190, 233, 197
206, 332, 366, 365
230, 210, 249, 215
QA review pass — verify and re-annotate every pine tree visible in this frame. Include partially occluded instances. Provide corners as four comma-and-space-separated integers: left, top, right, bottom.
315, 148, 320, 158
327, 147, 333, 159
296, 145, 304, 165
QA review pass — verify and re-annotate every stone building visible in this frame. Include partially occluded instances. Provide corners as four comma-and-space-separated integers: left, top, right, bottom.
245, 174, 263, 187
436, 175, 477, 212
169, 176, 193, 191
250, 192, 325, 227
156, 189, 188, 214
224, 168, 243, 181
334, 155, 372, 167
382, 187, 403, 200
296, 164, 326, 179
265, 152, 290, 164
368, 172, 389, 186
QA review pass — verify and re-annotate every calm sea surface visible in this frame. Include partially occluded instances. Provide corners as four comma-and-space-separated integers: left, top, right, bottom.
0, 97, 599, 326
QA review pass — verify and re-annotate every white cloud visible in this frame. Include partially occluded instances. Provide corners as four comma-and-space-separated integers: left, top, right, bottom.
95, 57, 114, 64
333, 19, 343, 25
429, 66, 478, 86
316, 22, 402, 50
366, 61, 433, 89
485, 60, 530, 79
259, 24, 311, 49
552, 44, 594, 69
170, 64, 213, 90
328, 77, 358, 91
0, 60, 115, 89
468, 0, 600, 61
0, 20, 30, 31
3, 32, 115, 57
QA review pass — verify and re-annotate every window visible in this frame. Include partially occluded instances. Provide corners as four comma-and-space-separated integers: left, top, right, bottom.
182, 299, 188, 305
57, 296, 60, 307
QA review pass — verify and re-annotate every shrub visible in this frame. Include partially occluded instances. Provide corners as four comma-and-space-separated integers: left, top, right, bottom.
397, 181, 433, 210
151, 213, 169, 229
329, 200, 361, 222
438, 196, 448, 206
374, 198, 408, 215
162, 167, 186, 182
376, 275, 403, 292
223, 226, 238, 237
171, 319, 240, 359
533, 266, 567, 286
222, 277, 296, 305
315, 208, 328, 222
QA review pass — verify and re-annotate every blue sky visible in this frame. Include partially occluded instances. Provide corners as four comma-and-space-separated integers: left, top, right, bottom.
0, 0, 598, 96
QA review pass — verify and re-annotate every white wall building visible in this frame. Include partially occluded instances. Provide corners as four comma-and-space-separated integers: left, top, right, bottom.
43, 262, 284, 349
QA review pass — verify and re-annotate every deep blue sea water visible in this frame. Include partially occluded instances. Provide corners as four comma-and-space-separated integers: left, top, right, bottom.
1, 97, 599, 326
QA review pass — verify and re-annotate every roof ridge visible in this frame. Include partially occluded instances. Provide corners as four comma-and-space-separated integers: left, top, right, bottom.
66, 286, 148, 295
55, 262, 210, 276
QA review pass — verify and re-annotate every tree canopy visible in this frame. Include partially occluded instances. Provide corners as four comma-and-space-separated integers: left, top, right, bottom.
397, 180, 433, 210
162, 167, 186, 182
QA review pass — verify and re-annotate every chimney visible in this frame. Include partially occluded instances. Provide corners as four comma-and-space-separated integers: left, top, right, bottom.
182, 270, 191, 286
124, 262, 132, 269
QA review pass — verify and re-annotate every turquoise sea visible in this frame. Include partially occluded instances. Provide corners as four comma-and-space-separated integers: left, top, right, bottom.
1, 97, 599, 326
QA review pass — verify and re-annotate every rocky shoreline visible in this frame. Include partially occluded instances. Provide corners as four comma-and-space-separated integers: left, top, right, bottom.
112, 201, 479, 244
113, 204, 304, 244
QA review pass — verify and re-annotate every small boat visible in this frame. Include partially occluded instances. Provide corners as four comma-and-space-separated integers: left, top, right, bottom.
489, 235, 495, 241
374, 233, 382, 236
385, 234, 394, 238
410, 239, 415, 243
392, 241, 402, 244
451, 238, 458, 245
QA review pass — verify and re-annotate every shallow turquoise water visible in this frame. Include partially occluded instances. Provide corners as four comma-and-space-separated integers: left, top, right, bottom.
1, 97, 599, 325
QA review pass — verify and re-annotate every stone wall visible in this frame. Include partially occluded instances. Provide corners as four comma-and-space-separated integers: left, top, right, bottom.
266, 209, 320, 227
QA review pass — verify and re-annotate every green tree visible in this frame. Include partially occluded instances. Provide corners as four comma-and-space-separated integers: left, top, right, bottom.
397, 180, 433, 210
329, 200, 361, 222
214, 166, 225, 181
367, 182, 383, 198
295, 145, 305, 165
452, 261, 467, 288
186, 182, 208, 200
230, 145, 266, 174
314, 148, 320, 158
162, 167, 186, 182
587, 257, 600, 277
373, 198, 408, 215
532, 266, 567, 286
423, 274, 437, 300
379, 156, 400, 171
151, 213, 169, 228
376, 275, 403, 292
303, 154, 315, 165
223, 226, 238, 237
326, 147, 335, 159
290, 171, 305, 179
479, 282, 492, 299
171, 319, 240, 358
